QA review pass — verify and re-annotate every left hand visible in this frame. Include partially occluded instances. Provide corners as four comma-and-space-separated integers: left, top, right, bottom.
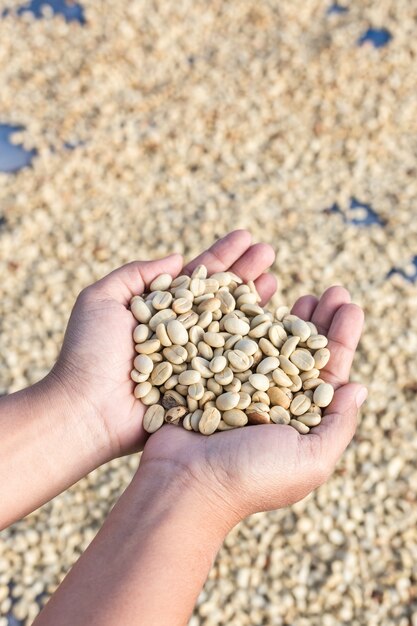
48, 230, 276, 461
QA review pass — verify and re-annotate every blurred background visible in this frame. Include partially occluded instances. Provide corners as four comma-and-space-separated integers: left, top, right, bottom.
0, 0, 416, 624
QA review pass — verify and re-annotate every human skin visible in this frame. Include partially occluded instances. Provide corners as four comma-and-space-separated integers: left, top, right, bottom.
31, 234, 366, 626
0, 230, 279, 528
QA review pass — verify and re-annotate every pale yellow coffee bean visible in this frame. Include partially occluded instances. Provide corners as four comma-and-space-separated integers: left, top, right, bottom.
223, 409, 248, 427
135, 339, 161, 355
303, 377, 325, 390
290, 349, 315, 371
314, 348, 331, 370
190, 409, 203, 432
199, 407, 221, 435
236, 292, 258, 306
279, 355, 300, 376
300, 368, 320, 382
313, 383, 334, 407
185, 342, 198, 361
217, 420, 235, 431
141, 386, 161, 405
198, 341, 213, 360
163, 346, 188, 364
237, 391, 252, 410
182, 413, 193, 431
297, 413, 322, 427
210, 271, 232, 286
221, 333, 239, 350
190, 278, 206, 296
283, 314, 298, 331
172, 297, 193, 314
216, 392, 240, 411
131, 369, 149, 383
179, 370, 201, 385
155, 322, 172, 347
174, 288, 193, 301
204, 331, 225, 348
149, 309, 176, 331
234, 338, 258, 355
270, 406, 291, 424
233, 284, 250, 297
197, 311, 213, 329
306, 321, 318, 335
257, 337, 278, 357
234, 369, 252, 382
133, 324, 150, 344
189, 325, 205, 344
290, 394, 312, 416
133, 354, 154, 375
217, 290, 236, 314
280, 336, 300, 358
165, 405, 188, 424
134, 381, 152, 399
207, 378, 223, 395
176, 383, 188, 396
307, 334, 328, 350
252, 391, 270, 405
268, 323, 287, 348
249, 373, 270, 391
187, 396, 198, 412
240, 303, 264, 317
198, 297, 221, 313
310, 404, 322, 415
256, 356, 280, 375
268, 387, 291, 409
191, 264, 207, 279
188, 382, 205, 400
167, 320, 188, 346
191, 356, 213, 378
291, 318, 311, 342
214, 367, 234, 386
246, 403, 270, 424
152, 291, 173, 310
171, 275, 190, 290
228, 349, 251, 372
194, 293, 214, 305
164, 375, 179, 390
248, 320, 272, 339
275, 306, 290, 321
303, 389, 314, 400
143, 404, 165, 433
207, 321, 220, 333
151, 362, 173, 386
177, 311, 199, 329
162, 390, 186, 408
289, 374, 302, 392
149, 273, 173, 291
290, 419, 310, 434
200, 390, 216, 407
272, 368, 293, 387
131, 299, 152, 323
224, 316, 250, 336
209, 355, 227, 374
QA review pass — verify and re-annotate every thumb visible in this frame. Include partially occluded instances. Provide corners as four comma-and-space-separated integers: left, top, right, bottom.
90, 254, 184, 304
302, 382, 367, 478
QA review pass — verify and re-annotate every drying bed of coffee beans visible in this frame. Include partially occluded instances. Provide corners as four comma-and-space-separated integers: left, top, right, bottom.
0, 1, 416, 624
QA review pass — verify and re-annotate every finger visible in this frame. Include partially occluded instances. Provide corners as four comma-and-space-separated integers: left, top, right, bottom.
229, 243, 275, 281
303, 383, 367, 476
320, 303, 365, 387
291, 295, 318, 321
183, 230, 252, 275
255, 273, 277, 306
92, 254, 184, 305
311, 286, 351, 334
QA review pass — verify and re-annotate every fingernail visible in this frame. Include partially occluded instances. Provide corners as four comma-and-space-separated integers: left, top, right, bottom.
355, 387, 368, 409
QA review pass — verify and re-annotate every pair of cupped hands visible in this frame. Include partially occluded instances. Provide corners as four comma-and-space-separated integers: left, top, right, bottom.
51, 230, 366, 525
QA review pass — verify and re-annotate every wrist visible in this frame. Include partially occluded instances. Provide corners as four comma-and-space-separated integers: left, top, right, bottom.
37, 369, 113, 469
133, 457, 239, 542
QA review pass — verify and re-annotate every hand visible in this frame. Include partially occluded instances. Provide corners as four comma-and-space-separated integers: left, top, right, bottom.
48, 230, 276, 460
140, 268, 366, 526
